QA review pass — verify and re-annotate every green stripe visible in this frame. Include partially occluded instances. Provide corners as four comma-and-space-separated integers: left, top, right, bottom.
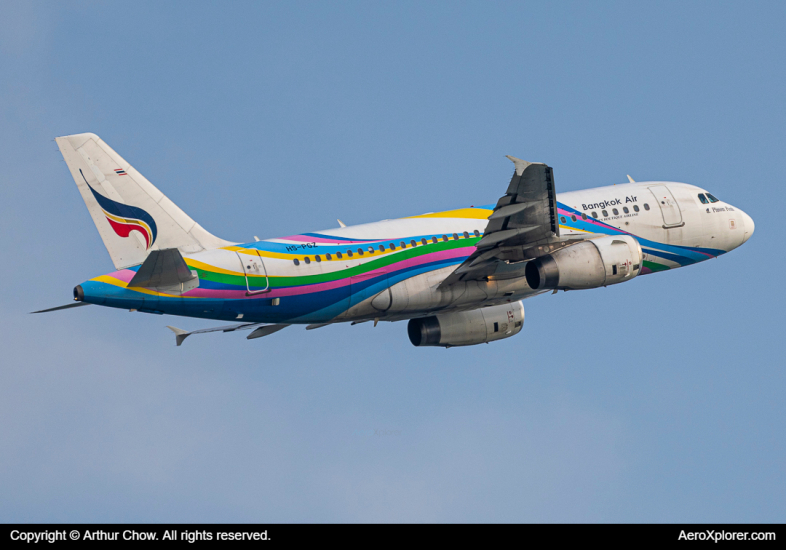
643, 260, 670, 273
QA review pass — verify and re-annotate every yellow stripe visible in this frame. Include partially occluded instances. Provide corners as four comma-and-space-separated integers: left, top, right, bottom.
186, 257, 246, 276
406, 207, 493, 220
558, 225, 594, 233
91, 275, 197, 298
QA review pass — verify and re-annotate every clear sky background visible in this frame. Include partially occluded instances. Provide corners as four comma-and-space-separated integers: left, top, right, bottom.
1, 1, 783, 522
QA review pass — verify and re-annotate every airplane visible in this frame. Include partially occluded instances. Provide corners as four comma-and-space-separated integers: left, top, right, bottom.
34, 133, 755, 347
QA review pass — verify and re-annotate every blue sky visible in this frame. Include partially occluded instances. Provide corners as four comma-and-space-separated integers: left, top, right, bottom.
0, 1, 783, 522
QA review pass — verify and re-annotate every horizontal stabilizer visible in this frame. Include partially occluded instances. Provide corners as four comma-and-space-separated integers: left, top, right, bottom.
31, 302, 91, 314
166, 322, 290, 346
129, 248, 198, 292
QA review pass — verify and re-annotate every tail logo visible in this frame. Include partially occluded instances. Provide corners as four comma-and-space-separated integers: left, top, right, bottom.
80, 169, 158, 249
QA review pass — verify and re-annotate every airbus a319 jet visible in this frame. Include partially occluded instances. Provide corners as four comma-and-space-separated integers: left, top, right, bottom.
35, 133, 754, 347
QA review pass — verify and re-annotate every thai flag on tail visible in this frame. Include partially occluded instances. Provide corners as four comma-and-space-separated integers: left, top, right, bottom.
114, 168, 127, 176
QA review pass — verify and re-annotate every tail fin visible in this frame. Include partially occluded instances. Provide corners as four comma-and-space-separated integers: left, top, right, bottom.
56, 133, 233, 269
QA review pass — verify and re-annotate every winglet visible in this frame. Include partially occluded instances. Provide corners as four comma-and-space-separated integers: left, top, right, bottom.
166, 325, 190, 346
337, 219, 347, 228
627, 175, 635, 183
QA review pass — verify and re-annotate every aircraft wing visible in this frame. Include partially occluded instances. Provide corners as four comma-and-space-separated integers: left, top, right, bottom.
441, 156, 574, 286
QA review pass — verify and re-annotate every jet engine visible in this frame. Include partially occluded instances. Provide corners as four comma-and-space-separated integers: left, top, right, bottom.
525, 235, 643, 290
407, 301, 524, 347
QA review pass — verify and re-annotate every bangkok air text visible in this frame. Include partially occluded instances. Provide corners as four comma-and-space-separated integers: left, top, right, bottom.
582, 196, 638, 210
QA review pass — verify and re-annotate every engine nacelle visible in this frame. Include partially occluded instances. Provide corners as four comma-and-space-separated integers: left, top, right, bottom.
407, 301, 525, 347
525, 235, 643, 290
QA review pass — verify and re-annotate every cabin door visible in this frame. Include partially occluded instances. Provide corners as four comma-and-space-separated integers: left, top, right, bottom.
648, 185, 684, 228
235, 250, 270, 295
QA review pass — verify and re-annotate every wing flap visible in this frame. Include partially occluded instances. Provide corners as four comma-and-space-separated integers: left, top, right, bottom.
166, 323, 290, 346
439, 156, 562, 287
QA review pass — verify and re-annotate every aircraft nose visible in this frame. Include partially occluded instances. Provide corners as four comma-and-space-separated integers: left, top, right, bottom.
741, 211, 755, 243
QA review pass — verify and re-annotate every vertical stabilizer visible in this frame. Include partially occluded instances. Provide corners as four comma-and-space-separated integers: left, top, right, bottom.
56, 133, 233, 269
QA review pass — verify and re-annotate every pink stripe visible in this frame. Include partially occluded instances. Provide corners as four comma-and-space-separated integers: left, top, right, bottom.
109, 269, 137, 283
360, 246, 470, 278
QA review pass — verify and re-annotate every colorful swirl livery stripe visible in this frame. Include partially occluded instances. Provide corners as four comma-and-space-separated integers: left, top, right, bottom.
79, 199, 727, 323
80, 169, 158, 249
82, 232, 481, 323
555, 204, 725, 272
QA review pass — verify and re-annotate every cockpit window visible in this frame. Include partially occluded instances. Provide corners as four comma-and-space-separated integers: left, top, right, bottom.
706, 193, 720, 203
698, 193, 709, 204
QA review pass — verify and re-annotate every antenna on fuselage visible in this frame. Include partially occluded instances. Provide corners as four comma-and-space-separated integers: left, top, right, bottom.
627, 175, 636, 183
337, 219, 347, 228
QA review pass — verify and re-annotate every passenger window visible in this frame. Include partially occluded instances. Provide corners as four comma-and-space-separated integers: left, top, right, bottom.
421, 238, 427, 245
463, 231, 469, 238
581, 213, 587, 220
474, 230, 480, 236
592, 211, 598, 218
602, 210, 608, 217
400, 241, 406, 248
612, 208, 619, 215
571, 215, 577, 222
560, 216, 566, 223
633, 205, 640, 212
644, 203, 650, 211
337, 252, 343, 259
379, 245, 385, 251
432, 237, 438, 244
411, 240, 417, 247
453, 233, 459, 240
315, 255, 321, 262
698, 193, 709, 204
326, 253, 332, 260
706, 193, 720, 203
304, 257, 311, 264
623, 207, 629, 214
442, 235, 448, 242
347, 250, 353, 257
293, 259, 300, 266
357, 248, 364, 255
